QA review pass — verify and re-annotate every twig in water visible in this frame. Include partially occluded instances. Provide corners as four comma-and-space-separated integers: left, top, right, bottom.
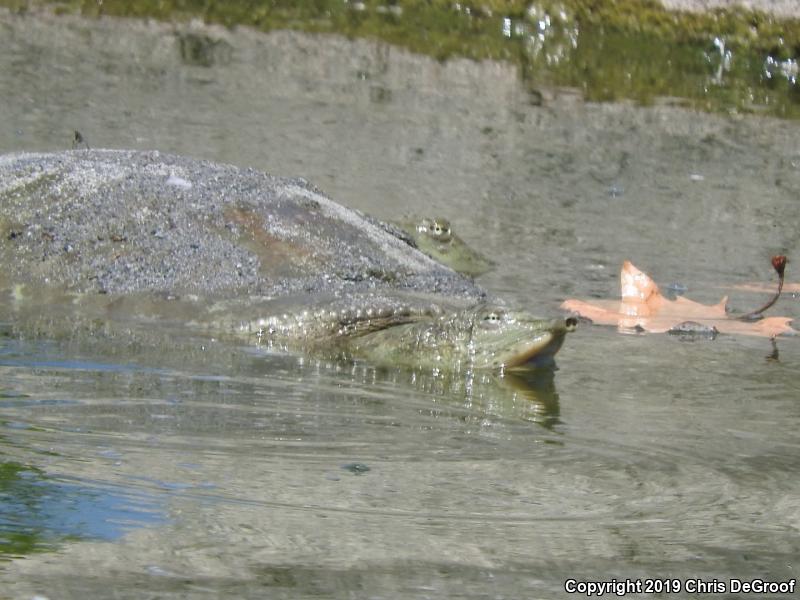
738, 255, 787, 321
72, 130, 90, 150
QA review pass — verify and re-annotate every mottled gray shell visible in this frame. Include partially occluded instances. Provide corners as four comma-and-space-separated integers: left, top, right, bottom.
0, 150, 484, 305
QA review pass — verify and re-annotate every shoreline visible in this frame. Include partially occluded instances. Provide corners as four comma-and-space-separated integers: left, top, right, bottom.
2, 0, 798, 118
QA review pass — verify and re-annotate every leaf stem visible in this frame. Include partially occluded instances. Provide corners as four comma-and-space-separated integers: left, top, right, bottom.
738, 255, 787, 321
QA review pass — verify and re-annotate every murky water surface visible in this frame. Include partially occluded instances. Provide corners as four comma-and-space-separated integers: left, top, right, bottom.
1, 10, 799, 599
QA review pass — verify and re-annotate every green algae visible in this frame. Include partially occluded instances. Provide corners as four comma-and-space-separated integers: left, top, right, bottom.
0, 461, 52, 559
3, 0, 800, 118
0, 457, 166, 559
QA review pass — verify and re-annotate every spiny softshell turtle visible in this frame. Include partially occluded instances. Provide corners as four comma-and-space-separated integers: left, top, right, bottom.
0, 149, 574, 371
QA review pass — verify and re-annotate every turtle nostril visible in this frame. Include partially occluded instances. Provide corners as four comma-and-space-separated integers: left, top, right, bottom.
565, 317, 578, 330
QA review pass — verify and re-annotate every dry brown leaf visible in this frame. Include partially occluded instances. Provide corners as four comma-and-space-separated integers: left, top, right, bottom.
561, 261, 795, 338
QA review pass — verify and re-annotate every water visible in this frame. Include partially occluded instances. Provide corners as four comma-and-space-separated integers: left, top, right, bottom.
1, 9, 799, 599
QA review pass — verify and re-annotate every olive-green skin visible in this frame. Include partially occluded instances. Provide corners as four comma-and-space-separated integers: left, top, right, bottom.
396, 217, 494, 277
346, 306, 575, 371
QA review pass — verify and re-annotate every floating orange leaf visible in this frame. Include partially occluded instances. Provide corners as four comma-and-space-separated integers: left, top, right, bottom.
561, 261, 795, 338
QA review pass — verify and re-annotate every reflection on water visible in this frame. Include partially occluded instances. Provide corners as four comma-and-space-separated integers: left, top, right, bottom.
1, 325, 798, 597
0, 8, 799, 600
8, 0, 800, 118
0, 460, 165, 558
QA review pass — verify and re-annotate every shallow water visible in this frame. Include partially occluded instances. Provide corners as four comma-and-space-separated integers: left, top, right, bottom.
1, 9, 799, 599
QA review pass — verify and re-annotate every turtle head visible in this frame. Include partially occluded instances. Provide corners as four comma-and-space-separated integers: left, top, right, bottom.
404, 216, 492, 277
468, 305, 577, 370
341, 301, 575, 372
417, 217, 453, 243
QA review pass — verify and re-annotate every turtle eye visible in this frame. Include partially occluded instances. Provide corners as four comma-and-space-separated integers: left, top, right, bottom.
480, 310, 504, 329
430, 220, 452, 242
